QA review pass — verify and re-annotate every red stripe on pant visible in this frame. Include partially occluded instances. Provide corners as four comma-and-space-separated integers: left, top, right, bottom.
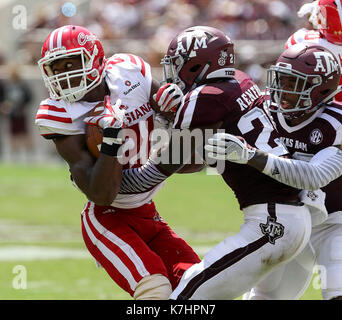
81, 222, 137, 296
81, 203, 146, 296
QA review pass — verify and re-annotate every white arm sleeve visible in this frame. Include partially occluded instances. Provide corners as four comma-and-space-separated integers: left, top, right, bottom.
262, 146, 342, 190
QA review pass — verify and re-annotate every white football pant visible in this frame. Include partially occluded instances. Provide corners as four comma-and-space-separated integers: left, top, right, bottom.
170, 202, 312, 300
244, 211, 342, 300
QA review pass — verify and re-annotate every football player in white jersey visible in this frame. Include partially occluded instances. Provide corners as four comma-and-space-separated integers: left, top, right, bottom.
286, 0, 342, 102
206, 43, 342, 300
35, 25, 200, 300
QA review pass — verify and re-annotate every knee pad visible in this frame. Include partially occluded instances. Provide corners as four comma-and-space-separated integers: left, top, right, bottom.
133, 274, 172, 300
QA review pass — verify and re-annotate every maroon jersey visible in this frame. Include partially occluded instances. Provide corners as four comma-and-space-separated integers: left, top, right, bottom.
273, 102, 342, 214
173, 70, 300, 209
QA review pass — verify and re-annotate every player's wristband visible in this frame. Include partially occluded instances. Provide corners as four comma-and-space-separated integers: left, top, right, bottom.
100, 127, 123, 157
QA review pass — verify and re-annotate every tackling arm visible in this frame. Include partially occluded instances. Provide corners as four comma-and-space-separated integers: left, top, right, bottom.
205, 132, 342, 191
119, 123, 219, 194
119, 132, 190, 194
252, 145, 342, 190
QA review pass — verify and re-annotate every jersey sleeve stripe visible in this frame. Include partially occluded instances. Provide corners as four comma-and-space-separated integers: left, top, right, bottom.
137, 56, 146, 77
126, 54, 137, 66
37, 108, 69, 118
39, 104, 67, 113
122, 53, 146, 77
334, 127, 342, 146
173, 92, 192, 129
319, 113, 342, 130
180, 85, 205, 129
290, 34, 296, 46
326, 106, 342, 115
36, 114, 72, 123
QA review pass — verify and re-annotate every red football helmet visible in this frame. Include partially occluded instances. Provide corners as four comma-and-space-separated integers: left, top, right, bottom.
161, 26, 235, 93
266, 43, 341, 119
317, 0, 342, 44
38, 25, 106, 103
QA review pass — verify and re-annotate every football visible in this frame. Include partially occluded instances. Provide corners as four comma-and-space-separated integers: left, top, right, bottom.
85, 103, 105, 158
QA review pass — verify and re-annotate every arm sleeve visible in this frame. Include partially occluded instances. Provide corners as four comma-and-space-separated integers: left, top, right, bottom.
262, 146, 342, 190
119, 159, 170, 194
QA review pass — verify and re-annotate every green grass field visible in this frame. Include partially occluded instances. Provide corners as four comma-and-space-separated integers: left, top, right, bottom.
0, 163, 322, 300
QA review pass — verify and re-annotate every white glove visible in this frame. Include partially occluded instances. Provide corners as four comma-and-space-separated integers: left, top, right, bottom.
299, 189, 327, 227
297, 1, 316, 17
153, 83, 183, 112
297, 0, 319, 29
204, 133, 256, 164
84, 95, 128, 129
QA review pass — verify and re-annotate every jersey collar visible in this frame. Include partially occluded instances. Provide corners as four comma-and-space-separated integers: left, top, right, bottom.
276, 108, 323, 133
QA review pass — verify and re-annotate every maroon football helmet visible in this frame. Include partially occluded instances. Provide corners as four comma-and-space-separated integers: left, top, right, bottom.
266, 43, 341, 119
161, 26, 235, 93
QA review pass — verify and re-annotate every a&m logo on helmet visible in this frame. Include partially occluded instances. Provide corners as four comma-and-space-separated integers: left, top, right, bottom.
313, 51, 339, 76
175, 29, 208, 58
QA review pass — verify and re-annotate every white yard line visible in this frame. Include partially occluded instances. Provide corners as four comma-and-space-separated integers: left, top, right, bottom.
0, 220, 82, 243
0, 245, 212, 261
0, 246, 91, 261
0, 219, 232, 260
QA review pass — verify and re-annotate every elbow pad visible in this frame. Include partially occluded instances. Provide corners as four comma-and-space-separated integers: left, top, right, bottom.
262, 146, 342, 190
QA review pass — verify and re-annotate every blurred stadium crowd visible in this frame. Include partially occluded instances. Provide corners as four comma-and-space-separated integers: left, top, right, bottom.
5, 0, 309, 67
0, 0, 310, 162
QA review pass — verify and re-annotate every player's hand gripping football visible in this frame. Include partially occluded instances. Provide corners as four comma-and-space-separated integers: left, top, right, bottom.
204, 133, 256, 164
84, 95, 127, 129
84, 95, 128, 157
153, 83, 183, 113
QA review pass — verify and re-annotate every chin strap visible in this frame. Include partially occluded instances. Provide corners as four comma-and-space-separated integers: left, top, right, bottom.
189, 62, 211, 91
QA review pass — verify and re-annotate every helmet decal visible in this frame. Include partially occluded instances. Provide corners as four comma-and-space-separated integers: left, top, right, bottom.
175, 30, 208, 57
77, 32, 97, 46
313, 51, 339, 76
218, 50, 229, 66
